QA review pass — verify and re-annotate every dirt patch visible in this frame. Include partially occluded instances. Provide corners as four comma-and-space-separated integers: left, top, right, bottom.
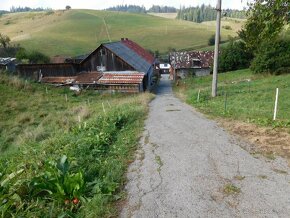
218, 119, 290, 164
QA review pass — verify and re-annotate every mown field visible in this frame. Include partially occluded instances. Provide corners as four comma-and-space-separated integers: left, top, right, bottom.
0, 72, 153, 217
0, 10, 240, 56
174, 69, 290, 129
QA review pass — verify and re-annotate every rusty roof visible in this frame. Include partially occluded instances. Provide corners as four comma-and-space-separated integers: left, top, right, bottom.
170, 51, 215, 69
74, 71, 103, 84
98, 71, 145, 84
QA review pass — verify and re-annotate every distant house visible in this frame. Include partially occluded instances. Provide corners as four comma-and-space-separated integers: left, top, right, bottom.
169, 51, 214, 78
0, 57, 16, 72
17, 38, 156, 91
159, 63, 171, 74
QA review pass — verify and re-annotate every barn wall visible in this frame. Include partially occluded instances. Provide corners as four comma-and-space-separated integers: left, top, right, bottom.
17, 64, 78, 80
80, 46, 135, 72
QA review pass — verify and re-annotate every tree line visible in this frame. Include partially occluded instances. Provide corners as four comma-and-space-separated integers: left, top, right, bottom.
105, 4, 177, 13
177, 4, 246, 23
105, 5, 146, 13
10, 6, 52, 13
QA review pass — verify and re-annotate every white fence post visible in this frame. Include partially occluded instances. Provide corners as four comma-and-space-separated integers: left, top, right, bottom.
273, 88, 279, 121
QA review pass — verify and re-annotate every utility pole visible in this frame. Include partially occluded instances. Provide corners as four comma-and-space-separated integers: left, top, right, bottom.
212, 0, 222, 97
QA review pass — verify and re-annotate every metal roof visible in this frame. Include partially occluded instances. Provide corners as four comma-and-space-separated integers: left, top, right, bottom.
0, 57, 16, 65
98, 71, 145, 84
103, 42, 152, 74
170, 51, 215, 69
121, 39, 155, 64
74, 71, 103, 84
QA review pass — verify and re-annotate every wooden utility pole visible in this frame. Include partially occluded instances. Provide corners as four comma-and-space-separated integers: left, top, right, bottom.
212, 0, 222, 97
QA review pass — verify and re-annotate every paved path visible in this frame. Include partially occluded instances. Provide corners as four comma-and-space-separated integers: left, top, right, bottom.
121, 76, 290, 218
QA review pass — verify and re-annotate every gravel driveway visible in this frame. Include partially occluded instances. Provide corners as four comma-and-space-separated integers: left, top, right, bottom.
121, 76, 290, 218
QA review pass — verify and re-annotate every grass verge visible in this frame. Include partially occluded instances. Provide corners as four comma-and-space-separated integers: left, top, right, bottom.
174, 69, 290, 129
0, 72, 153, 217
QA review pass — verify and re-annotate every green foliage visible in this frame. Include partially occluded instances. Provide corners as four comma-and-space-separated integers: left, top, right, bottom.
239, 0, 289, 52
250, 38, 290, 74
219, 39, 253, 72
177, 5, 246, 23
208, 34, 215, 46
16, 48, 50, 64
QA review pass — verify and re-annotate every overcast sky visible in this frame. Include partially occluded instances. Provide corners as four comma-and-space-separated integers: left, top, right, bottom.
0, 0, 251, 11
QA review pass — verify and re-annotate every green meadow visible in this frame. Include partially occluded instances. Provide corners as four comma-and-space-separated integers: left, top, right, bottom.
0, 10, 240, 56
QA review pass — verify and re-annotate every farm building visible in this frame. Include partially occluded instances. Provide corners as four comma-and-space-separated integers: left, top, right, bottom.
159, 63, 171, 74
97, 71, 145, 93
169, 51, 214, 79
0, 57, 16, 72
17, 38, 156, 91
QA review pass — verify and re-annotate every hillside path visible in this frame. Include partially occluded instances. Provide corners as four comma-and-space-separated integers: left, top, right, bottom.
120, 76, 290, 218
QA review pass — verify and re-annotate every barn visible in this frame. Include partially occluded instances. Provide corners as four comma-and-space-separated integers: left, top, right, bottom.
169, 51, 214, 79
17, 38, 156, 91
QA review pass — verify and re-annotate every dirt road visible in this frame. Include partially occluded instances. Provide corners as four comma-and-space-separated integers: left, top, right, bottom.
121, 76, 290, 217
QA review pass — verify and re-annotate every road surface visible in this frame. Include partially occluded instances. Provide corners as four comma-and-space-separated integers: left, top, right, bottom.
121, 76, 290, 218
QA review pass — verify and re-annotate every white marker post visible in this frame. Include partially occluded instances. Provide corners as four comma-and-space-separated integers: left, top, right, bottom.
197, 89, 201, 102
273, 88, 279, 121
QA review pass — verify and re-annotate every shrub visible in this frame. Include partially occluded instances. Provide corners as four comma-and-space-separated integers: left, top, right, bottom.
219, 40, 253, 72
16, 48, 50, 64
222, 25, 232, 30
208, 34, 215, 46
250, 38, 290, 74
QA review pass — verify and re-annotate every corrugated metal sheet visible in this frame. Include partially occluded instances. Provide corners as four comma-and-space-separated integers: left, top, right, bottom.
103, 42, 151, 74
0, 57, 16, 65
74, 71, 103, 84
98, 71, 145, 84
170, 51, 214, 69
121, 39, 155, 64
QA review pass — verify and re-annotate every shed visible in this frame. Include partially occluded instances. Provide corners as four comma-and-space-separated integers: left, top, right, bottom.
97, 71, 145, 93
170, 51, 214, 78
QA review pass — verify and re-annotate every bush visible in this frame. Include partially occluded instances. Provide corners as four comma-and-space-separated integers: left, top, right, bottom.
16, 48, 50, 64
219, 40, 253, 72
222, 25, 232, 30
250, 38, 290, 74
208, 34, 215, 46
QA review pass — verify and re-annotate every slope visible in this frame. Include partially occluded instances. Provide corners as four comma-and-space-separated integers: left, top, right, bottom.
0, 9, 238, 56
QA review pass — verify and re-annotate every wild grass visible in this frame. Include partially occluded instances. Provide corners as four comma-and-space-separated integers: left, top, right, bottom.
174, 69, 290, 128
0, 72, 153, 217
0, 10, 239, 56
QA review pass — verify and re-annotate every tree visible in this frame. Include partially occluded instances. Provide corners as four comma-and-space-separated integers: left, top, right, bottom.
65, 5, 71, 10
208, 34, 215, 46
219, 39, 253, 72
238, 0, 289, 52
250, 38, 290, 74
0, 33, 11, 49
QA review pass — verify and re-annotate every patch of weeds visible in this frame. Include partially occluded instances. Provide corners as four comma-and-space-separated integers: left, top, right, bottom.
223, 183, 241, 195
155, 155, 163, 172
273, 169, 288, 174
258, 175, 267, 179
264, 152, 276, 160
234, 175, 245, 181
166, 109, 181, 112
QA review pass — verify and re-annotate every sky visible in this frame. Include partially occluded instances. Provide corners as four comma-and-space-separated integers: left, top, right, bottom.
0, 0, 251, 11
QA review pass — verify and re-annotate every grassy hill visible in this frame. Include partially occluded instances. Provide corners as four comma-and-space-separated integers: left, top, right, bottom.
0, 9, 240, 57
